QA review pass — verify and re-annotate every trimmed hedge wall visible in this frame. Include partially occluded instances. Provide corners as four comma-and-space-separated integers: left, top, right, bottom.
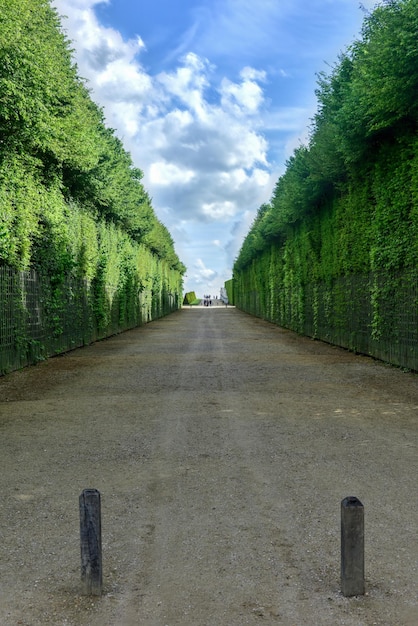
232, 140, 418, 369
232, 0, 418, 371
0, 259, 181, 375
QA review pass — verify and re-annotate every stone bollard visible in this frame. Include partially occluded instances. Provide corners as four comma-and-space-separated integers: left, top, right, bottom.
341, 496, 365, 597
79, 489, 103, 595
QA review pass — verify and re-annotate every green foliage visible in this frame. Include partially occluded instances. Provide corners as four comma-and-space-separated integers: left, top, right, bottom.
0, 11, 183, 254
233, 0, 418, 370
349, 1, 418, 137
183, 291, 197, 305
235, 0, 418, 276
0, 0, 184, 273
224, 279, 234, 305
0, 0, 185, 373
0, 155, 41, 268
0, 1, 73, 157
235, 0, 418, 271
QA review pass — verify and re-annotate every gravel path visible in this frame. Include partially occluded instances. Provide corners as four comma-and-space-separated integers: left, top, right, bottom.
0, 307, 417, 625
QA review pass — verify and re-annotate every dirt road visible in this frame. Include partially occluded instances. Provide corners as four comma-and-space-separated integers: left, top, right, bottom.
0, 307, 417, 625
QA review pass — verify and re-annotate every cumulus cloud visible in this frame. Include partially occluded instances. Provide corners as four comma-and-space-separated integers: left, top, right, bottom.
220, 67, 266, 115
202, 201, 236, 221
149, 161, 196, 186
191, 259, 217, 285
53, 0, 272, 225
52, 0, 367, 294
59, 2, 144, 70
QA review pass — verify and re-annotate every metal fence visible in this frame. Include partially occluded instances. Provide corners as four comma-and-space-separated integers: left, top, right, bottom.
0, 267, 89, 374
0, 266, 177, 376
236, 269, 418, 372
303, 271, 418, 370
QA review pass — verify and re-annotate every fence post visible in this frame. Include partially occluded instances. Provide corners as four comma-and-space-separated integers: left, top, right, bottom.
79, 489, 102, 595
341, 496, 365, 597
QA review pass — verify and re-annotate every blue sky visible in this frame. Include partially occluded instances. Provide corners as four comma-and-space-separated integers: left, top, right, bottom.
52, 0, 378, 296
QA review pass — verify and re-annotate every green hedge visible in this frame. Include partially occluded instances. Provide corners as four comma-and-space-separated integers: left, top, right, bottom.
0, 255, 182, 375
183, 291, 197, 305
0, 0, 185, 374
233, 0, 418, 370
224, 279, 234, 305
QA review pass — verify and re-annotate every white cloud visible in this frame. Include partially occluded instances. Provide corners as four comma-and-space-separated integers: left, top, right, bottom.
52, 0, 369, 295
220, 68, 266, 115
202, 201, 237, 220
57, 1, 144, 71
53, 1, 272, 188
96, 58, 150, 99
149, 161, 196, 186
191, 258, 217, 284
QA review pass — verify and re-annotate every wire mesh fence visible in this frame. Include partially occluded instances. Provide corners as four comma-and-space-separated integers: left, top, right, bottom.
236, 269, 418, 371
0, 267, 88, 374
303, 271, 418, 370
0, 265, 177, 376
